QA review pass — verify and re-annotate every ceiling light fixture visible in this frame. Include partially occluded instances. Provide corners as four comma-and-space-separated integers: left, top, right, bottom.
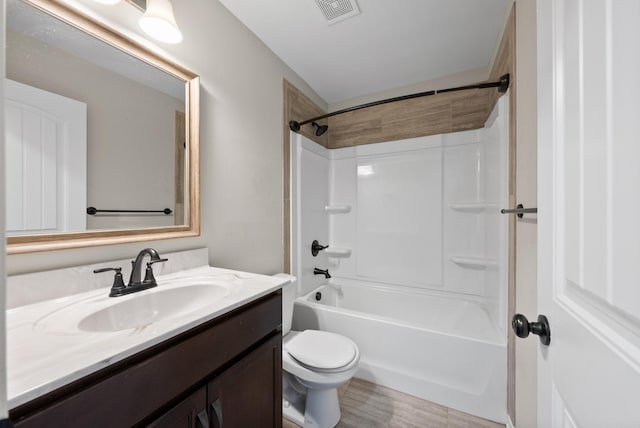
93, 0, 121, 4
139, 0, 183, 44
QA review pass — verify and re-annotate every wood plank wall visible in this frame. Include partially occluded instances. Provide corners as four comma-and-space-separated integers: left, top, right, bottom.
282, 80, 328, 273
493, 5, 517, 426
327, 85, 493, 149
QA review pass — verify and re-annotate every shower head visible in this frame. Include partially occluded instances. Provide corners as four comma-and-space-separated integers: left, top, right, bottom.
312, 121, 329, 136
289, 119, 329, 136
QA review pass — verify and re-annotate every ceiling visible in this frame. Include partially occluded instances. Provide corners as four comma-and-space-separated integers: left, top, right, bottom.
218, 0, 510, 105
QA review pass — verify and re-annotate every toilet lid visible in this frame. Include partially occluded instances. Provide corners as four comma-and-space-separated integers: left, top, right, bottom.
285, 330, 357, 370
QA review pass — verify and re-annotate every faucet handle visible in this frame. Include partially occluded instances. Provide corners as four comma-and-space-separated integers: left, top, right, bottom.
93, 267, 127, 296
311, 240, 329, 257
143, 258, 168, 284
93, 267, 121, 274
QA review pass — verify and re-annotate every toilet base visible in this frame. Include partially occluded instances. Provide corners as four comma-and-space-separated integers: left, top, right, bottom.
283, 380, 341, 428
305, 387, 341, 428
283, 397, 305, 426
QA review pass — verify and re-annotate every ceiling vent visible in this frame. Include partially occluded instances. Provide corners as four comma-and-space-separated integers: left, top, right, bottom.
315, 0, 360, 25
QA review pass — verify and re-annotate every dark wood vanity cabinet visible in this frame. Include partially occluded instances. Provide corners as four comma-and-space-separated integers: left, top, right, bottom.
150, 334, 281, 428
147, 388, 207, 428
10, 292, 283, 428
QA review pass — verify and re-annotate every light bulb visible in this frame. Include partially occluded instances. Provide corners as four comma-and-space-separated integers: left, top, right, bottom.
139, 0, 183, 44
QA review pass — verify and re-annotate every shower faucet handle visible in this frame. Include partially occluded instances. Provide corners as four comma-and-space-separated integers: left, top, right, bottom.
311, 240, 329, 257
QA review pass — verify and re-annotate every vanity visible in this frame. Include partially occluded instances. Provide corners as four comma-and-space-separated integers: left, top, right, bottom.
6, 249, 286, 427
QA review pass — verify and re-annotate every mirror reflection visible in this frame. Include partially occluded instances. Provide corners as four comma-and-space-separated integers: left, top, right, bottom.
5, 0, 188, 236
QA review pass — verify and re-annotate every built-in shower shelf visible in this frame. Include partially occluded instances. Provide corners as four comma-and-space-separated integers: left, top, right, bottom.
324, 248, 351, 258
450, 256, 498, 269
448, 202, 497, 212
325, 205, 352, 214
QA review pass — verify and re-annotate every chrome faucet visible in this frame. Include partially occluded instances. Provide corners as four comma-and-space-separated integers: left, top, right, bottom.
313, 268, 331, 279
129, 248, 168, 287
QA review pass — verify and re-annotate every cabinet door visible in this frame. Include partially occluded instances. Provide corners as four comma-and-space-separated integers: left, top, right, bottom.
147, 388, 208, 428
207, 335, 282, 428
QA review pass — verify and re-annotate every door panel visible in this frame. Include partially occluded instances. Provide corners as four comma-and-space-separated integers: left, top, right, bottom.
6, 106, 58, 232
538, 0, 640, 426
207, 335, 282, 428
4, 79, 86, 234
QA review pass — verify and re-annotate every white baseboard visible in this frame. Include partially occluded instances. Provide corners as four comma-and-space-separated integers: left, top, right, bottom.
506, 415, 516, 428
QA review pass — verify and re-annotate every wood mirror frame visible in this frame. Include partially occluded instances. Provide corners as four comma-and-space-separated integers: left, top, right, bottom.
7, 0, 200, 254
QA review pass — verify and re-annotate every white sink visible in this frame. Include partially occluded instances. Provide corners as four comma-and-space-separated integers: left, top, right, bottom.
34, 281, 230, 334
78, 284, 228, 332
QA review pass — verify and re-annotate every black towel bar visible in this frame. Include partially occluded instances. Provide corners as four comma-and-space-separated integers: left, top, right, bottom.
86, 207, 172, 215
500, 204, 537, 219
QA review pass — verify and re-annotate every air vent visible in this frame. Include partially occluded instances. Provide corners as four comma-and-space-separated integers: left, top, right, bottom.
315, 0, 360, 25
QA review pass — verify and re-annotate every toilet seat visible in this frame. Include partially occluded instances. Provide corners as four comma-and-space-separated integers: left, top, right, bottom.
285, 330, 357, 372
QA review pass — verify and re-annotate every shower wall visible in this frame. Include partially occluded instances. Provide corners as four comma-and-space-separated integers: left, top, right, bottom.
291, 94, 509, 332
290, 139, 331, 294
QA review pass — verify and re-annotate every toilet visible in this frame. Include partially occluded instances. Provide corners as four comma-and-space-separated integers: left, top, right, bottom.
274, 274, 360, 428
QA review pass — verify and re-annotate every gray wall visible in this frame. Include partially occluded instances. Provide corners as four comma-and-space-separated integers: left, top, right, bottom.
7, 30, 183, 230
6, 0, 327, 275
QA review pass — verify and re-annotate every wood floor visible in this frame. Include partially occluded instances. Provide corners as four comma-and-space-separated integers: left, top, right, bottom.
282, 378, 506, 428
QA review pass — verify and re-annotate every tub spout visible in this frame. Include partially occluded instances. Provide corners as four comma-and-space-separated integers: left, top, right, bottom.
313, 268, 331, 279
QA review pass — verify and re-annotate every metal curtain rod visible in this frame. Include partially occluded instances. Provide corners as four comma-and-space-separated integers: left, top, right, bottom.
289, 73, 510, 133
86, 207, 173, 215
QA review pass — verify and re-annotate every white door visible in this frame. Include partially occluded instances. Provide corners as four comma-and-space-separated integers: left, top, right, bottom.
5, 79, 87, 234
537, 0, 640, 426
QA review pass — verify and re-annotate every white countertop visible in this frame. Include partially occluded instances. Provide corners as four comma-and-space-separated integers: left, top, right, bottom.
7, 265, 286, 409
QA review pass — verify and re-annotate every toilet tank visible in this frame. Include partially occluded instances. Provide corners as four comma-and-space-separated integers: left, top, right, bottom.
273, 273, 296, 335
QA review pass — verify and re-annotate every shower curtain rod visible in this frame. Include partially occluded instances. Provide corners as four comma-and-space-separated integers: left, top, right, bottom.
289, 73, 510, 133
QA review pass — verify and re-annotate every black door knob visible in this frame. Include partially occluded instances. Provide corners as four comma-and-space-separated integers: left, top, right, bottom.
512, 313, 551, 345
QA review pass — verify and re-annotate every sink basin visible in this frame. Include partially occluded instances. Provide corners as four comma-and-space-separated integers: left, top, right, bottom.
78, 284, 228, 332
34, 281, 230, 334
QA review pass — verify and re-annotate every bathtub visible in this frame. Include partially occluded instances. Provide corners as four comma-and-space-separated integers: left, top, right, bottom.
291, 280, 506, 423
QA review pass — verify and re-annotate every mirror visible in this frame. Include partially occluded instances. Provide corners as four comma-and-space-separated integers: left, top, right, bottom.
5, 0, 200, 254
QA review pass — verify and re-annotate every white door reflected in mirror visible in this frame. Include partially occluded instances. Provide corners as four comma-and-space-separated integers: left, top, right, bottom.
5, 79, 87, 235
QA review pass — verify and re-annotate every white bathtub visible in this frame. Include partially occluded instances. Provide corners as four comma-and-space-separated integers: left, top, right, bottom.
291, 280, 506, 423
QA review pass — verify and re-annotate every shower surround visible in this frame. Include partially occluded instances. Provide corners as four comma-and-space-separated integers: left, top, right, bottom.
290, 95, 509, 422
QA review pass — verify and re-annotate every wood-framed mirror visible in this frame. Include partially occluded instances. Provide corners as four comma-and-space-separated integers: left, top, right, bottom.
5, 0, 200, 254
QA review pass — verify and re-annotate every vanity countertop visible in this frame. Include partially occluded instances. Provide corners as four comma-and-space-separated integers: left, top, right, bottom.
6, 265, 287, 409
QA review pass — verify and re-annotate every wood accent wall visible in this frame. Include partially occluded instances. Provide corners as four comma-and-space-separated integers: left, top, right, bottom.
491, 4, 517, 426
327, 89, 492, 148
283, 80, 329, 149
175, 111, 186, 226
282, 80, 328, 273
